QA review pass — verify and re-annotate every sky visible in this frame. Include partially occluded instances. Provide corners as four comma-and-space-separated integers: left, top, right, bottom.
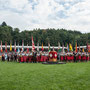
0, 0, 90, 33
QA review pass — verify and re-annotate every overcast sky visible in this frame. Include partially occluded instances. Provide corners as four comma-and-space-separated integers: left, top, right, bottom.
0, 0, 90, 33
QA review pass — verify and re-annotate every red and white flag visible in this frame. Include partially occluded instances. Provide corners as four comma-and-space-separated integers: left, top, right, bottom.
1, 41, 3, 53
5, 42, 7, 53
32, 36, 35, 52
14, 41, 16, 52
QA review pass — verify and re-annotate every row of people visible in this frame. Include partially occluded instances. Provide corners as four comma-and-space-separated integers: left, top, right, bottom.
1, 51, 90, 62
1, 52, 49, 62
18, 52, 49, 62
58, 52, 90, 62
2, 52, 17, 61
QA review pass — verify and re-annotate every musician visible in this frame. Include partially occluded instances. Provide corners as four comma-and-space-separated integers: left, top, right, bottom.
73, 51, 77, 62
40, 51, 44, 62
11, 52, 14, 61
14, 53, 17, 62
33, 51, 37, 63
7, 53, 10, 61
2, 53, 5, 61
45, 52, 49, 62
86, 52, 89, 61
36, 52, 41, 62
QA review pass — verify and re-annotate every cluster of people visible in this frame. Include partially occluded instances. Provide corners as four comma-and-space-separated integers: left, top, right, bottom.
1, 51, 49, 63
2, 52, 18, 62
1, 51, 90, 63
58, 51, 90, 62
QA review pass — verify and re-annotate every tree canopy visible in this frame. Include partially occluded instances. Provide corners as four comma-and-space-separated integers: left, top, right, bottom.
0, 22, 90, 46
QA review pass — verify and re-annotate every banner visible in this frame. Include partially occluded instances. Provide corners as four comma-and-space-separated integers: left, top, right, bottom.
88, 45, 90, 53
32, 36, 35, 52
1, 41, 3, 52
14, 41, 16, 52
5, 42, 7, 53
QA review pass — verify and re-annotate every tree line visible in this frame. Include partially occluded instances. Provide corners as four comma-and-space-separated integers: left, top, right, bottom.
0, 22, 90, 47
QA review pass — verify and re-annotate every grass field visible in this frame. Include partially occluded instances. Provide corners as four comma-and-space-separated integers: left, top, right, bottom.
0, 61, 90, 90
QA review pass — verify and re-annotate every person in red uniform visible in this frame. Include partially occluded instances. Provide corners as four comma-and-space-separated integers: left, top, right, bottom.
26, 53, 29, 62
71, 53, 74, 62
23, 52, 27, 62
21, 52, 24, 62
78, 52, 81, 62
81, 53, 86, 62
86, 52, 89, 61
40, 51, 44, 62
67, 53, 70, 62
43, 52, 46, 62
36, 52, 40, 62
60, 53, 64, 61
64, 53, 67, 62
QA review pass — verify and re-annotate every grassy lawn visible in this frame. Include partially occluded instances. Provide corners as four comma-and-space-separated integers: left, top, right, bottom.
0, 61, 90, 90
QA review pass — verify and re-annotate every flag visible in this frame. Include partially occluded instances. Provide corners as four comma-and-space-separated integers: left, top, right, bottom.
58, 42, 60, 49
41, 42, 44, 51
53, 46, 55, 51
17, 43, 20, 53
32, 36, 35, 52
86, 42, 88, 52
88, 45, 90, 53
48, 43, 51, 52
58, 42, 62, 52
10, 41, 12, 52
75, 42, 78, 52
67, 44, 69, 52
79, 45, 81, 52
62, 44, 65, 53
1, 41, 3, 52
27, 44, 29, 53
82, 48, 84, 52
14, 41, 16, 52
5, 42, 7, 53
69, 43, 73, 51
37, 42, 39, 52
21, 40, 24, 52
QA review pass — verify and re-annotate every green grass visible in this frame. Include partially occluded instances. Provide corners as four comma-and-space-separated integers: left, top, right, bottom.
0, 61, 90, 90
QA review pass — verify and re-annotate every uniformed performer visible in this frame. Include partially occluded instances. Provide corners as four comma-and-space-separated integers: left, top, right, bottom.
40, 51, 44, 62
14, 52, 17, 62
26, 52, 29, 62
2, 53, 5, 61
36, 52, 41, 62
32, 51, 37, 63
60, 52, 64, 61
86, 52, 89, 61
45, 52, 49, 62
28, 52, 33, 62
73, 51, 77, 62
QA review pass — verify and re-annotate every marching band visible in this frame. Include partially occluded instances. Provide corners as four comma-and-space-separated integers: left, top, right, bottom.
1, 51, 90, 63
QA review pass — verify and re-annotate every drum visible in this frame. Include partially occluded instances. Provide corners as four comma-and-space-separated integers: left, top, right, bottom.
49, 51, 57, 62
